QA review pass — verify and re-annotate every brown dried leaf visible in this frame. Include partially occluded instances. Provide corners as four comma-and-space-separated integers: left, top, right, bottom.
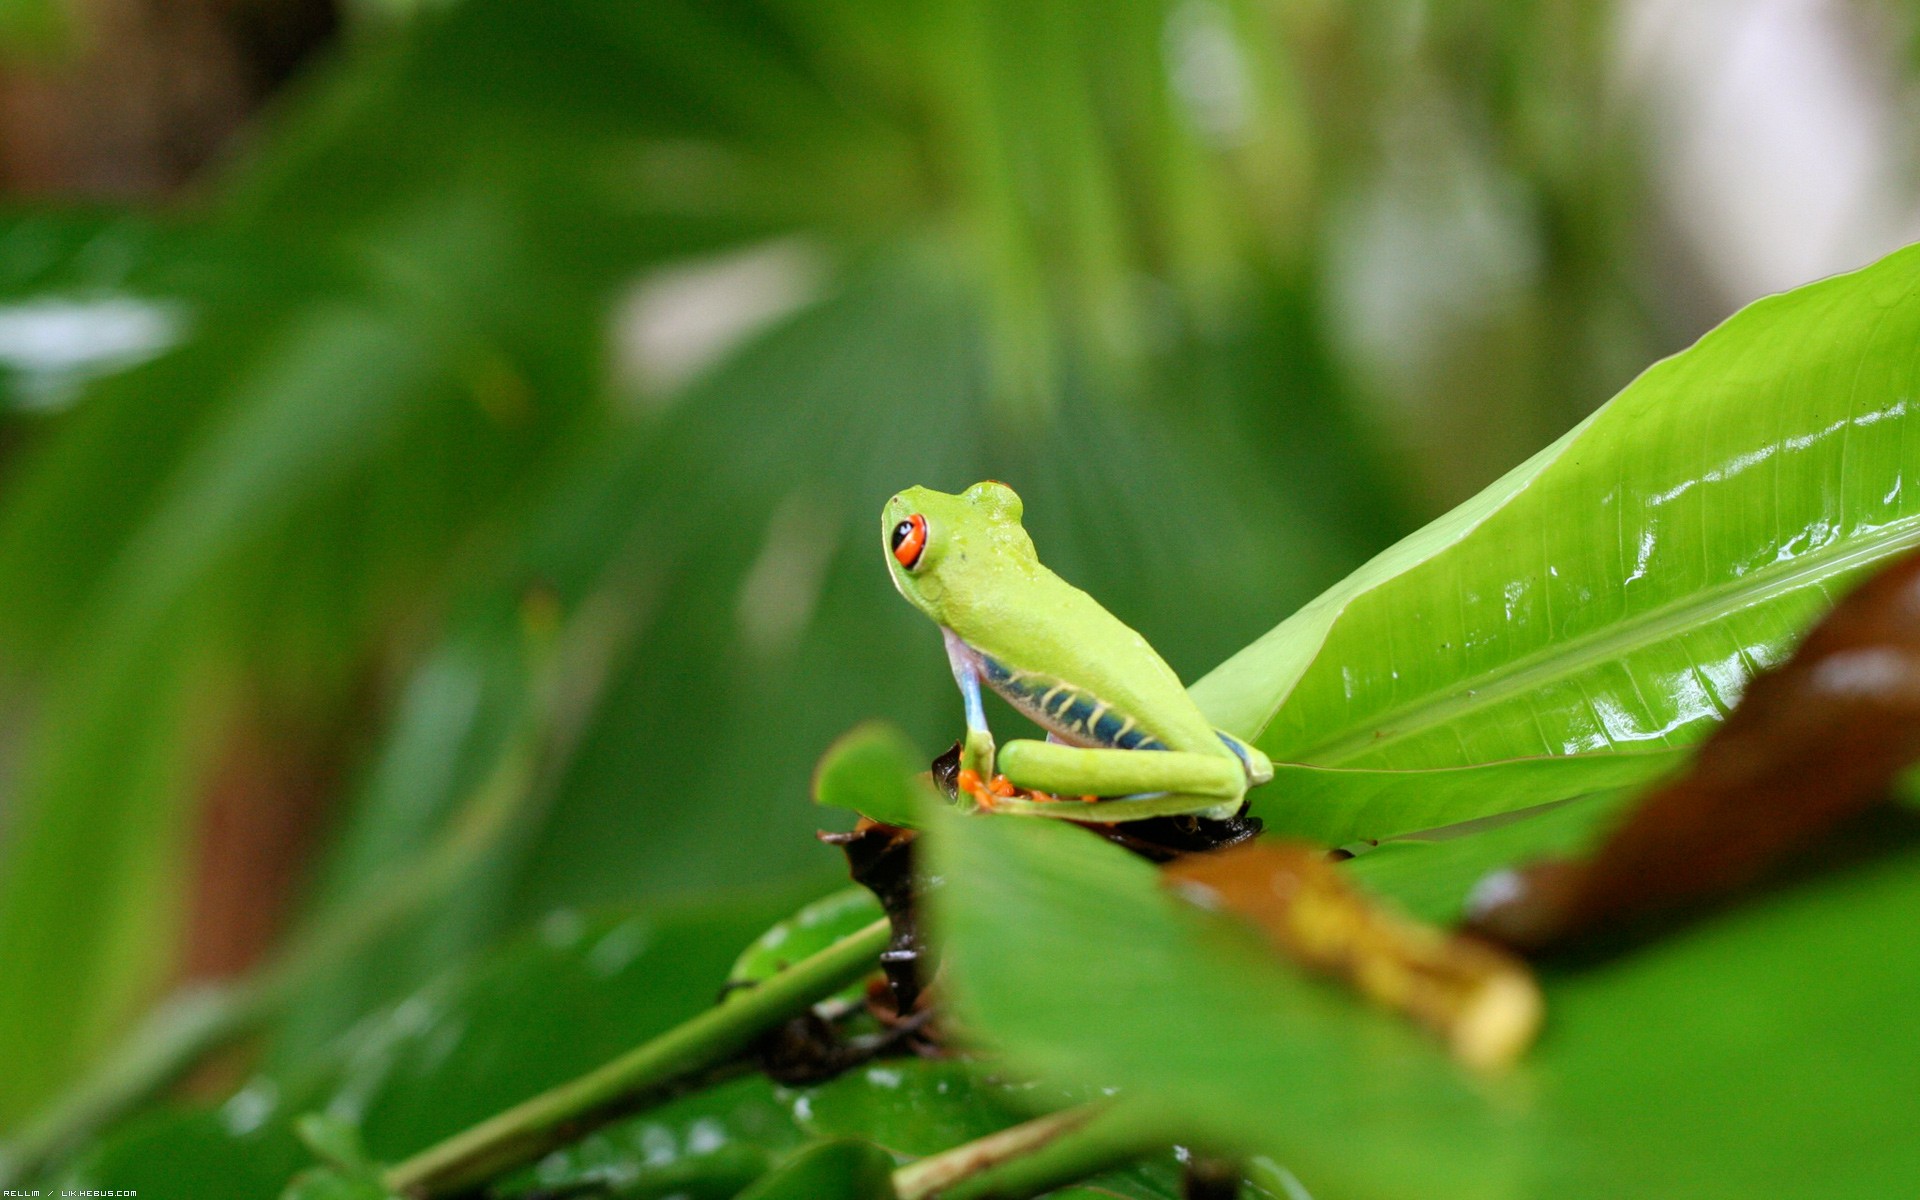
1165, 841, 1542, 1069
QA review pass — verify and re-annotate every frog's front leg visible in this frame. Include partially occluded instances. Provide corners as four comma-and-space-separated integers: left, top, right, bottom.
992, 740, 1245, 821
942, 628, 999, 802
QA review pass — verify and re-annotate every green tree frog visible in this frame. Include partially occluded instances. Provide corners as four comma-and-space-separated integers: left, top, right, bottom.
883, 481, 1272, 821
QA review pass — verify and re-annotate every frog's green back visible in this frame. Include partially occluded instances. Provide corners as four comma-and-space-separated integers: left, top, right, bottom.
883, 482, 1232, 760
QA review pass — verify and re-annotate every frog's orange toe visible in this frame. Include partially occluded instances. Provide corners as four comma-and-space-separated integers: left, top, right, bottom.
957, 769, 999, 809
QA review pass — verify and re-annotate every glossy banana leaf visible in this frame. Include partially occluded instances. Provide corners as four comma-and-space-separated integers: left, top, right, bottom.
1259, 750, 1680, 846
1197, 244, 1920, 828
930, 806, 1920, 1199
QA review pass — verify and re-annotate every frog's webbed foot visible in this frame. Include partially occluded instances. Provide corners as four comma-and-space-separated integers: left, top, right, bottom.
956, 768, 1018, 810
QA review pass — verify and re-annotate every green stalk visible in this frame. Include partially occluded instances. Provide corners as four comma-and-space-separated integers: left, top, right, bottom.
891, 1099, 1167, 1200
384, 918, 892, 1198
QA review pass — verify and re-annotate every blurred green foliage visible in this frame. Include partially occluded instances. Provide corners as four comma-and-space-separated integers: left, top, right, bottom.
0, 0, 1884, 1180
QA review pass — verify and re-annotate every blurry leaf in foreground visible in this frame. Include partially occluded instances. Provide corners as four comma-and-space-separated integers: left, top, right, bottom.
933, 803, 1920, 1195
1165, 842, 1541, 1069
280, 1166, 397, 1200
284, 1114, 395, 1200
733, 1138, 897, 1200
927, 810, 1507, 1197
813, 722, 936, 829
1468, 547, 1920, 953
294, 1112, 375, 1174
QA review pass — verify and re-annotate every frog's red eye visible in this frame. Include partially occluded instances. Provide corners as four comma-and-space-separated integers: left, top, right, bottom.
891, 514, 927, 570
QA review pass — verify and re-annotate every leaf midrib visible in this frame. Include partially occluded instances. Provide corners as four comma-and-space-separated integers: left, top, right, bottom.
1297, 514, 1920, 764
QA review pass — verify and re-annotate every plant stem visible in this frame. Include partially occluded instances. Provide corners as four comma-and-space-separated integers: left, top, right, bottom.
384, 917, 892, 1198
891, 1099, 1166, 1200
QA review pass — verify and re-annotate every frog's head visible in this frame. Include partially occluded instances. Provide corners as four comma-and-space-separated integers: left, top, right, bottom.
882, 481, 1033, 624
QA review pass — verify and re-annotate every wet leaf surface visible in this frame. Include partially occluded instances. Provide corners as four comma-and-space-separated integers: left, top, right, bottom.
729, 885, 884, 994
792, 1060, 1033, 1158
499, 1074, 806, 1198
732, 1138, 898, 1200
280, 1166, 398, 1200
1468, 547, 1920, 952
60, 887, 1143, 1199
1200, 243, 1920, 810
1256, 751, 1683, 848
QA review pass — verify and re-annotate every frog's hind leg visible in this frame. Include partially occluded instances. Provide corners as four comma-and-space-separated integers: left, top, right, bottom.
997, 740, 1244, 800
985, 791, 1242, 822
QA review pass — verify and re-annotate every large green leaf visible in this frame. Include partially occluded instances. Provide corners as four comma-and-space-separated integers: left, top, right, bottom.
1260, 749, 1679, 846
1197, 244, 1920, 796
931, 808, 1920, 1198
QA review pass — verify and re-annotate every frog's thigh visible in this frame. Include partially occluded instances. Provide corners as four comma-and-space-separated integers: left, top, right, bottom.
987, 791, 1236, 822
997, 740, 1243, 798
